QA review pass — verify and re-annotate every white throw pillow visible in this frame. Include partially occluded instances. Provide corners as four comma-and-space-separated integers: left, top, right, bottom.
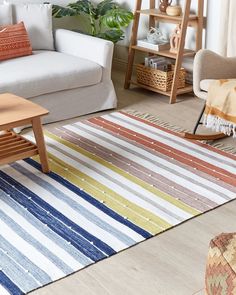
0, 3, 12, 25
5, 2, 54, 50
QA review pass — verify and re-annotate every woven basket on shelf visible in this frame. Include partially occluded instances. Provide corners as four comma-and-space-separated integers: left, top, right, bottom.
136, 64, 186, 92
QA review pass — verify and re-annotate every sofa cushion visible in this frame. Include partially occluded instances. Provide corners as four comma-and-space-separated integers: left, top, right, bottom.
6, 2, 54, 50
0, 3, 12, 25
0, 50, 103, 98
0, 22, 32, 61
200, 79, 216, 92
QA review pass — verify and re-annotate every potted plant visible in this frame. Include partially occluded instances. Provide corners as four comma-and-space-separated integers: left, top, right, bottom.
52, 0, 133, 43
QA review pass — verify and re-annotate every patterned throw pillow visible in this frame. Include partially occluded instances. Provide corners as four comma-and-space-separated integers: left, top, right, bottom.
0, 21, 32, 61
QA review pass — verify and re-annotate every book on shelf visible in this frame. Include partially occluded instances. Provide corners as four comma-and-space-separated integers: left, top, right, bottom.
144, 56, 171, 70
137, 39, 170, 51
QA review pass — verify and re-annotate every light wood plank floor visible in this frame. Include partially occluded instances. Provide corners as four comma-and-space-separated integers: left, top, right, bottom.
30, 69, 236, 295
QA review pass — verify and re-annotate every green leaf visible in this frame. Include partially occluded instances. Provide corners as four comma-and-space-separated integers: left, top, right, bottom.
96, 0, 116, 16
97, 29, 124, 43
52, 5, 77, 18
101, 8, 133, 29
68, 0, 95, 16
52, 1, 133, 43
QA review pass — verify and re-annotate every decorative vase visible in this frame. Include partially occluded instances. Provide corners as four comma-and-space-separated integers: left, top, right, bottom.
159, 0, 172, 13
166, 5, 182, 16
170, 24, 181, 53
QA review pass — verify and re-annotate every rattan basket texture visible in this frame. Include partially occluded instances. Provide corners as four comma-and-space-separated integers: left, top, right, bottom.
136, 64, 186, 92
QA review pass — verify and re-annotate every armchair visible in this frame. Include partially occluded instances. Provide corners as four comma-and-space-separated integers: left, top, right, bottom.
193, 50, 236, 100
184, 50, 236, 140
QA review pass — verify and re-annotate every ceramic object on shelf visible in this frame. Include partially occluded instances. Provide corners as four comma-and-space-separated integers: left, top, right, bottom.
146, 27, 168, 44
166, 5, 182, 16
170, 24, 181, 53
159, 0, 172, 13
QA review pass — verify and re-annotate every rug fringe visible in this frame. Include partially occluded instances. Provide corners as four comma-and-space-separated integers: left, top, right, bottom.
124, 110, 236, 155
203, 114, 236, 138
124, 110, 189, 133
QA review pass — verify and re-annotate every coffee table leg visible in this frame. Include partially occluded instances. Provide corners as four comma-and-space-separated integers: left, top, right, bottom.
32, 117, 50, 173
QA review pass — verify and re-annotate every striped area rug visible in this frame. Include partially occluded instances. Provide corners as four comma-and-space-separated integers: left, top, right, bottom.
0, 111, 236, 294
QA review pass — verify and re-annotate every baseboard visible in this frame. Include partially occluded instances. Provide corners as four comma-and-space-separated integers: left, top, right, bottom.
112, 57, 128, 72
112, 44, 145, 72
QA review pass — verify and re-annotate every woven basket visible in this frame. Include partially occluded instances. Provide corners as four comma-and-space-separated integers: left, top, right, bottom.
136, 64, 186, 92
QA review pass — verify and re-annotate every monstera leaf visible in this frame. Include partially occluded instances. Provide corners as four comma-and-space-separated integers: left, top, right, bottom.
52, 5, 76, 18
68, 0, 95, 15
101, 8, 133, 29
96, 0, 117, 17
97, 28, 124, 43
52, 0, 133, 43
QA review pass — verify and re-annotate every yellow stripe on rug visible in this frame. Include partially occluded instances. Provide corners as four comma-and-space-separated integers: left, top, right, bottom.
33, 154, 168, 235
45, 131, 199, 217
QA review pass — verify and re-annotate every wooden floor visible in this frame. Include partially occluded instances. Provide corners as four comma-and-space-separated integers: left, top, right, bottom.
30, 69, 236, 295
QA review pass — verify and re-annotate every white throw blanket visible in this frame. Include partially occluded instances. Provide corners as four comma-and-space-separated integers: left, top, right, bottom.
203, 79, 236, 138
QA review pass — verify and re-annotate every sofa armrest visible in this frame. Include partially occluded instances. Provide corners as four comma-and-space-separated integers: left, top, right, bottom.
193, 49, 236, 98
54, 29, 114, 80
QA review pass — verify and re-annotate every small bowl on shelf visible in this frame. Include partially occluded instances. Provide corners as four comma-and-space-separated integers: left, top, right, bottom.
166, 5, 182, 16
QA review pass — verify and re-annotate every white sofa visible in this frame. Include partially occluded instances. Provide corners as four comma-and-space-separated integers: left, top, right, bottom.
0, 3, 117, 124
0, 29, 117, 124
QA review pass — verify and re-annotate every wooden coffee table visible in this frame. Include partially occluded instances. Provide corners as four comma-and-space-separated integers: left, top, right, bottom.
0, 93, 50, 173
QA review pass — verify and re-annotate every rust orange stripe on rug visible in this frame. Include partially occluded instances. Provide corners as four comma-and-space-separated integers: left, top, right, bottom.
87, 116, 235, 185
121, 111, 236, 161
36, 111, 236, 224
27, 111, 236, 232
53, 127, 217, 212
3, 110, 235, 295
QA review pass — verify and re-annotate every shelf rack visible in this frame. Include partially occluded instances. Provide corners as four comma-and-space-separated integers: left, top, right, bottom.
124, 0, 204, 104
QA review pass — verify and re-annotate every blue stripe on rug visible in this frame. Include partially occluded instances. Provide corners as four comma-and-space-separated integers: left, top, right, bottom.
0, 256, 38, 294
25, 158, 152, 239
0, 233, 51, 286
0, 172, 114, 261
0, 194, 92, 266
11, 162, 137, 247
0, 208, 74, 276
0, 271, 23, 295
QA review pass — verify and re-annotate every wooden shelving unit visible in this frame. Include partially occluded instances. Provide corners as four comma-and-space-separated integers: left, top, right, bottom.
124, 0, 204, 104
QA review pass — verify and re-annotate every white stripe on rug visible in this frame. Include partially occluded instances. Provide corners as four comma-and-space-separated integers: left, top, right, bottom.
106, 113, 236, 171
66, 123, 233, 203
0, 285, 12, 295
0, 220, 65, 280
4, 164, 129, 252
14, 161, 144, 242
43, 135, 192, 223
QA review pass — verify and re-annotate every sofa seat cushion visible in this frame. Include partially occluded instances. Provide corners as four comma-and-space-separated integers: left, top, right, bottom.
0, 50, 102, 98
200, 79, 216, 92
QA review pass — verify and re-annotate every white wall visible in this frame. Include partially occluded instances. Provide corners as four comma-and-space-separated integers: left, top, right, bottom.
1, 0, 221, 53
52, 0, 221, 52
105, 0, 221, 53
205, 0, 221, 53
